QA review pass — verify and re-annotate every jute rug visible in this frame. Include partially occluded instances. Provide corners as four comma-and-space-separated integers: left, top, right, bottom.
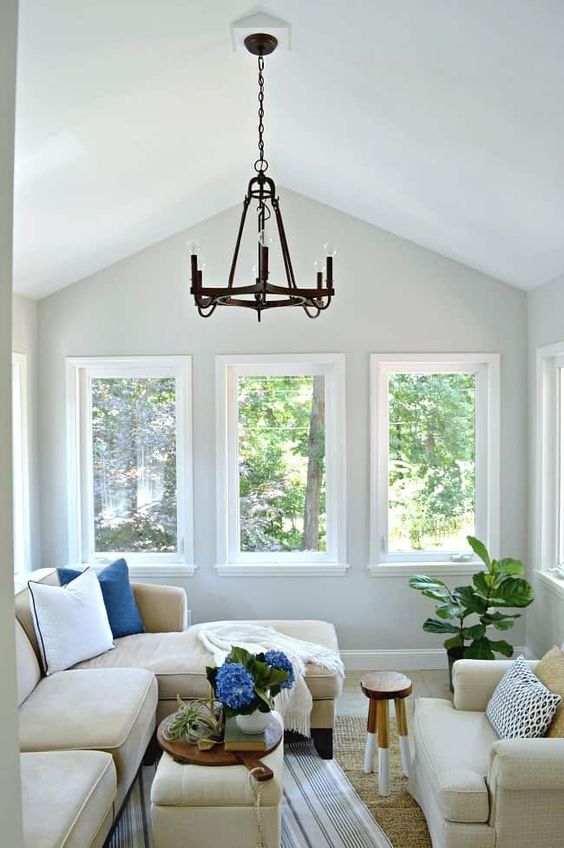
108, 737, 391, 848
334, 715, 432, 848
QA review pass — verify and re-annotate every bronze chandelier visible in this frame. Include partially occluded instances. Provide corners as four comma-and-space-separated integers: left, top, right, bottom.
189, 33, 335, 321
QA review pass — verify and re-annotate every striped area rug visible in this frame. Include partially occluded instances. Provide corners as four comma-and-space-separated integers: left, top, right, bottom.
108, 740, 391, 848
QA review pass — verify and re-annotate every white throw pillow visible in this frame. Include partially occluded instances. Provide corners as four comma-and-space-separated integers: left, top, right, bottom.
28, 568, 114, 674
486, 654, 561, 739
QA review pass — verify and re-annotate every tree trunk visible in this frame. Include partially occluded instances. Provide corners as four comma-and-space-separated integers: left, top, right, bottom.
302, 376, 325, 551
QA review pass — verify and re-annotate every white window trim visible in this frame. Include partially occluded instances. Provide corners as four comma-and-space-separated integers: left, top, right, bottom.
215, 353, 348, 577
534, 340, 564, 594
368, 352, 500, 575
12, 352, 31, 575
66, 356, 196, 578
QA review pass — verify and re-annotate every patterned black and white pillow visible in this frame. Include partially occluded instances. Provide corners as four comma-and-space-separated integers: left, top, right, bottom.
486, 655, 561, 739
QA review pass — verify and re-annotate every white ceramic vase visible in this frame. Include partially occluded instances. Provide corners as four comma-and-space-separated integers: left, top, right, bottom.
236, 710, 271, 734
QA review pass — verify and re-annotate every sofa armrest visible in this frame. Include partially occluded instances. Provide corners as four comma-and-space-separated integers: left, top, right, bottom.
453, 659, 538, 711
488, 738, 564, 792
131, 582, 187, 633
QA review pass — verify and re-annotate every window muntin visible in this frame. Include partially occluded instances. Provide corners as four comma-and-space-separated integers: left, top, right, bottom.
68, 357, 192, 566
12, 354, 30, 574
372, 355, 499, 565
218, 355, 346, 567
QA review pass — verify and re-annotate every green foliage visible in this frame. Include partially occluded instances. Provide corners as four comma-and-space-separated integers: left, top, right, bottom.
206, 646, 292, 718
388, 373, 476, 551
163, 696, 223, 745
409, 536, 534, 660
238, 376, 326, 552
91, 377, 177, 553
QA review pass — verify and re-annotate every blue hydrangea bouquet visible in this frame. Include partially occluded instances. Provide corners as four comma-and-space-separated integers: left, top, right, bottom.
206, 646, 294, 729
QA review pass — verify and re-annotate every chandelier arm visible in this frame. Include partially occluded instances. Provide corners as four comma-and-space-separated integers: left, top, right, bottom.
272, 198, 298, 290
303, 303, 322, 318
227, 195, 251, 288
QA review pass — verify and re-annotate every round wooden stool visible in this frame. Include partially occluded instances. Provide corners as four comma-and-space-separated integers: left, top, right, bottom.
360, 671, 412, 796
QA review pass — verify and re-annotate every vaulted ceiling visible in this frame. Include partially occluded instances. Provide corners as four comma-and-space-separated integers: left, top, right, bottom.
14, 0, 564, 298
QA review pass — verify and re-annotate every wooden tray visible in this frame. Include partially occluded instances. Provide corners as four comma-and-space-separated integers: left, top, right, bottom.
157, 713, 283, 782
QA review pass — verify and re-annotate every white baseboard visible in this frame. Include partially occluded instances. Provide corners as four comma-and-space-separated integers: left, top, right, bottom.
340, 646, 532, 671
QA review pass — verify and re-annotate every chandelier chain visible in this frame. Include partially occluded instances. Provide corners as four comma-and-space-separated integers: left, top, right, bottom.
255, 54, 268, 173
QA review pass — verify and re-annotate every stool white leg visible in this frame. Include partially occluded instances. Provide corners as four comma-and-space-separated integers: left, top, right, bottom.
363, 699, 377, 773
376, 700, 390, 796
395, 697, 411, 777
378, 746, 390, 796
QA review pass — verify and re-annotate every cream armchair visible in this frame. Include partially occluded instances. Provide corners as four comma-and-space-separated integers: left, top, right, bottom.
408, 659, 564, 848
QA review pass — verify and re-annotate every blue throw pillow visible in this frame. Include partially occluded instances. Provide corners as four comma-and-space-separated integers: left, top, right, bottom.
58, 559, 144, 639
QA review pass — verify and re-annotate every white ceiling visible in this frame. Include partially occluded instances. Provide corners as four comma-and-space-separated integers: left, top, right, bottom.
14, 0, 564, 299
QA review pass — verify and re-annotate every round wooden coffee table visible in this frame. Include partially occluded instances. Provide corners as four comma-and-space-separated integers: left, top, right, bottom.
360, 671, 412, 796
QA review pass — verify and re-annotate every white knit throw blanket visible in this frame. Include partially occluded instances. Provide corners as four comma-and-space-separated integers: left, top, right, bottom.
198, 622, 344, 736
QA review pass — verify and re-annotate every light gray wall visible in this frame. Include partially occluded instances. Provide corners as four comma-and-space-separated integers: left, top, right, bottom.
0, 0, 23, 844
37, 188, 528, 652
12, 293, 41, 569
527, 273, 564, 656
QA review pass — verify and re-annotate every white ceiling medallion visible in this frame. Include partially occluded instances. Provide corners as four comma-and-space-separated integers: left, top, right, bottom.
231, 11, 291, 52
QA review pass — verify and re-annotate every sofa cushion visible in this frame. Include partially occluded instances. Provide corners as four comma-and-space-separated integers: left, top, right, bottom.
19, 667, 157, 807
412, 697, 497, 823
21, 749, 116, 848
74, 619, 342, 702
28, 568, 115, 674
59, 559, 144, 639
16, 619, 41, 705
15, 568, 61, 662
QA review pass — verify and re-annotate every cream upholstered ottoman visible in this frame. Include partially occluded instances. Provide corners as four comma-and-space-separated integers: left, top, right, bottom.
151, 714, 284, 848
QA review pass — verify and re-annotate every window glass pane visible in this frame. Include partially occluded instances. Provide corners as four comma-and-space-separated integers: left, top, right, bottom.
388, 372, 476, 553
238, 375, 326, 553
91, 377, 177, 553
12, 361, 25, 574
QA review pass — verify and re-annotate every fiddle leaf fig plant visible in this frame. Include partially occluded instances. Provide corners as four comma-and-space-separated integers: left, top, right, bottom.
409, 536, 534, 660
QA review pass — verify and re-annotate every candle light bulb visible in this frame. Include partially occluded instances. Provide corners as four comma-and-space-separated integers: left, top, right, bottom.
252, 264, 258, 279
186, 239, 200, 255
258, 228, 273, 248
313, 258, 324, 274
323, 242, 336, 258
199, 256, 207, 271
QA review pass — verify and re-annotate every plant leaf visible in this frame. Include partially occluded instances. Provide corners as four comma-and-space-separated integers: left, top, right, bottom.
487, 639, 514, 657
495, 557, 524, 576
409, 575, 451, 601
435, 602, 466, 620
464, 638, 496, 660
453, 585, 486, 615
488, 577, 534, 608
466, 536, 491, 569
463, 623, 486, 640
444, 635, 464, 650
422, 617, 460, 634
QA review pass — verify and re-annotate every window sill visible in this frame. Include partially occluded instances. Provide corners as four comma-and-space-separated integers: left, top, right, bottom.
367, 562, 480, 578
536, 570, 564, 600
100, 563, 198, 579
214, 563, 350, 577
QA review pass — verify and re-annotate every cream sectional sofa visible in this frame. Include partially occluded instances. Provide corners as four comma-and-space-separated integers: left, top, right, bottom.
15, 568, 342, 848
408, 658, 564, 848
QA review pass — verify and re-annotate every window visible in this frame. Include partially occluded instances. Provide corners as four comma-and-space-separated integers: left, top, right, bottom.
370, 354, 500, 569
216, 355, 347, 575
67, 357, 194, 574
536, 343, 564, 583
12, 353, 30, 574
